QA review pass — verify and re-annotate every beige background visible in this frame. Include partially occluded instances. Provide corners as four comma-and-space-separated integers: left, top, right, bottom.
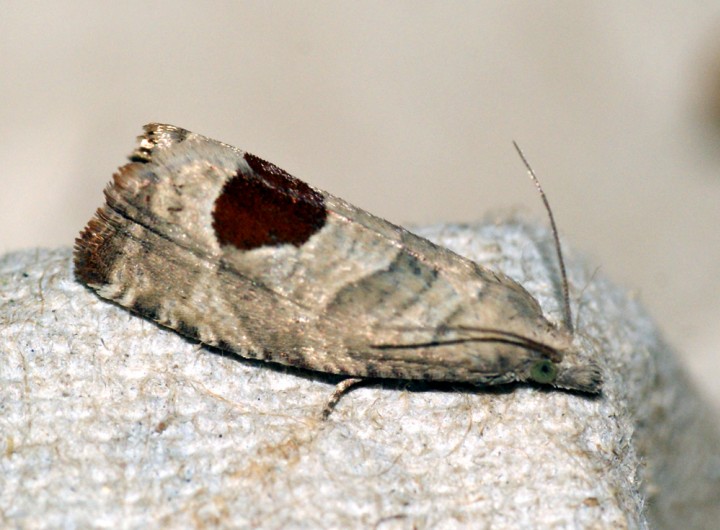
1, 2, 719, 406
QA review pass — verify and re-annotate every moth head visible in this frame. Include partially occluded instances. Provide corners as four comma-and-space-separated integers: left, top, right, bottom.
524, 356, 602, 394
552, 360, 603, 394
528, 359, 558, 385
522, 325, 602, 394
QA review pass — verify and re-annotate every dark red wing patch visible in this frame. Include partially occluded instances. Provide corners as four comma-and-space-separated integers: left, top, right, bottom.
212, 153, 327, 250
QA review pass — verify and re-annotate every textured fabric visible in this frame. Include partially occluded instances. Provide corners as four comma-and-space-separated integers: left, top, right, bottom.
1, 220, 718, 529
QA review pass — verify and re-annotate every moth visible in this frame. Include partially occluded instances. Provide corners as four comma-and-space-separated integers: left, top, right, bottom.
74, 124, 602, 409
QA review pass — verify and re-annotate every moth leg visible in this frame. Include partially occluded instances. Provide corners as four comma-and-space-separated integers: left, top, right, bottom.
321, 378, 364, 419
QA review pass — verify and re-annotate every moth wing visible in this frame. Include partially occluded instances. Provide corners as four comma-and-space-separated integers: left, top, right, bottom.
75, 124, 568, 383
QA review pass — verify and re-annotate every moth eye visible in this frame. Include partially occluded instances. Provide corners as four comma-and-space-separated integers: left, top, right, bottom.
530, 360, 558, 384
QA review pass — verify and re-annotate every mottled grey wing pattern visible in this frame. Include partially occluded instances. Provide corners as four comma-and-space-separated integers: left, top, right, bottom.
74, 124, 601, 392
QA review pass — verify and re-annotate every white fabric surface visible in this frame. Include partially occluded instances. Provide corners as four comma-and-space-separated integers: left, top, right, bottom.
1, 220, 718, 529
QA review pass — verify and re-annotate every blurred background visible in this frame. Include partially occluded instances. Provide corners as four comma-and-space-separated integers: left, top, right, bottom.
1, 2, 719, 406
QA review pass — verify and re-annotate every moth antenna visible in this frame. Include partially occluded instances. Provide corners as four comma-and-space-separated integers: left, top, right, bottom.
512, 142, 573, 335
374, 325, 561, 355
372, 326, 562, 360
